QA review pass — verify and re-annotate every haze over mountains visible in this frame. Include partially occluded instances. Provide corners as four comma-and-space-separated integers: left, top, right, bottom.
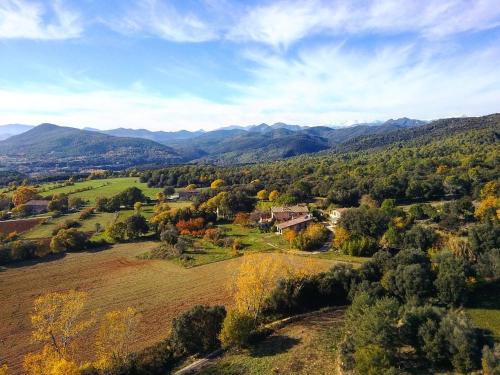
1, 115, 497, 174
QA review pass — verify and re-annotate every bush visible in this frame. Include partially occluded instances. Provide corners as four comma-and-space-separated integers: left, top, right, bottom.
219, 310, 255, 348
50, 228, 88, 252
341, 235, 378, 257
354, 344, 395, 375
160, 226, 179, 245
292, 223, 329, 251
170, 305, 226, 354
51, 219, 80, 235
79, 207, 94, 220
106, 221, 127, 242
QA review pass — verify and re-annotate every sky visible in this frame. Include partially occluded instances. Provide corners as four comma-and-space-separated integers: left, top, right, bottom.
0, 0, 499, 131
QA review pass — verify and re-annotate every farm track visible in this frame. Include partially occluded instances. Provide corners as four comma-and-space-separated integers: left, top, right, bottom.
0, 242, 336, 373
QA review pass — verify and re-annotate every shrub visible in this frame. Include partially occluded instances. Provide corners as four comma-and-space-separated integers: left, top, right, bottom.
160, 226, 179, 245
79, 207, 94, 220
219, 310, 255, 348
170, 305, 226, 354
292, 223, 328, 251
354, 344, 394, 375
50, 228, 88, 252
434, 253, 469, 306
341, 235, 378, 257
51, 219, 80, 236
124, 214, 149, 240
106, 221, 127, 242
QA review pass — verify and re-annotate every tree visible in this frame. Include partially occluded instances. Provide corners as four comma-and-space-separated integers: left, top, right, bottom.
185, 184, 197, 190
403, 225, 437, 251
50, 229, 87, 252
29, 290, 93, 356
116, 187, 146, 208
95, 307, 141, 369
268, 190, 280, 202
475, 195, 498, 219
68, 196, 84, 210
219, 309, 255, 348
106, 221, 127, 242
283, 229, 297, 245
48, 193, 69, 213
333, 226, 350, 249
12, 186, 38, 206
124, 214, 149, 240
210, 179, 225, 189
24, 345, 80, 375
232, 254, 290, 321
163, 186, 175, 196
170, 305, 226, 354
134, 201, 142, 213
256, 189, 268, 200
434, 253, 469, 306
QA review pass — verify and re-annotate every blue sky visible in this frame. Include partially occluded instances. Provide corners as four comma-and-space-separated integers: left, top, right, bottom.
0, 0, 499, 131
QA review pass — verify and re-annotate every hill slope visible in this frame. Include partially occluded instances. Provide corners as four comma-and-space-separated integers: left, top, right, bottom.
0, 124, 34, 140
0, 124, 181, 171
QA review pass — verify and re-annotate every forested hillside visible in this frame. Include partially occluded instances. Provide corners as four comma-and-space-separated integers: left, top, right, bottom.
141, 114, 500, 207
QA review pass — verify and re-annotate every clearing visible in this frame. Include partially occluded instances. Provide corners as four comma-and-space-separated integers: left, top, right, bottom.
0, 243, 338, 373
198, 308, 345, 375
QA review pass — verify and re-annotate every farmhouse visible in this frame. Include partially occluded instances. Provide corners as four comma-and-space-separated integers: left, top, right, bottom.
271, 205, 309, 222
24, 200, 50, 214
329, 207, 349, 224
276, 214, 314, 234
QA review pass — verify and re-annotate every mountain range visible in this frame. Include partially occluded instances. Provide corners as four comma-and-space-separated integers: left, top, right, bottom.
6, 115, 493, 173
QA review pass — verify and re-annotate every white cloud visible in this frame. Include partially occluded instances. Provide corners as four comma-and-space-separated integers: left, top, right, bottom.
0, 0, 83, 40
227, 0, 500, 47
0, 40, 499, 130
109, 0, 218, 43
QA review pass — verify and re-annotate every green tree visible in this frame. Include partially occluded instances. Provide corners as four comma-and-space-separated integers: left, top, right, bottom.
170, 305, 226, 354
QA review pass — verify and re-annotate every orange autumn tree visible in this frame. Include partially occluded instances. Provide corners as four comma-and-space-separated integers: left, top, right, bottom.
12, 186, 38, 206
283, 229, 297, 245
175, 217, 205, 235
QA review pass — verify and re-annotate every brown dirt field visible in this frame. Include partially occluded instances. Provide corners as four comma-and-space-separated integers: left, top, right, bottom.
0, 217, 46, 234
0, 242, 337, 373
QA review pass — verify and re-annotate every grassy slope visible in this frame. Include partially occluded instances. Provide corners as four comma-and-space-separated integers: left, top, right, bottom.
0, 245, 338, 373
38, 177, 163, 203
199, 309, 345, 375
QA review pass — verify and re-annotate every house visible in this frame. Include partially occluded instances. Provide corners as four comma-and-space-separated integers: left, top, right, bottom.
329, 207, 349, 224
178, 189, 200, 200
276, 214, 314, 234
270, 205, 309, 222
24, 200, 50, 214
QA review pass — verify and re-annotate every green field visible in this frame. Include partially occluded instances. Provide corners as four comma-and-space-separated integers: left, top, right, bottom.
466, 281, 500, 341
37, 177, 163, 203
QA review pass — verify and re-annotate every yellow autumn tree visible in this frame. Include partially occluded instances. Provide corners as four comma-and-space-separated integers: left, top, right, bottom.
268, 190, 280, 202
256, 189, 269, 200
480, 181, 499, 198
94, 307, 141, 369
210, 179, 225, 189
475, 195, 499, 219
185, 183, 197, 190
30, 290, 94, 356
333, 226, 350, 249
11, 186, 38, 206
232, 254, 291, 320
0, 364, 7, 375
24, 346, 80, 375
